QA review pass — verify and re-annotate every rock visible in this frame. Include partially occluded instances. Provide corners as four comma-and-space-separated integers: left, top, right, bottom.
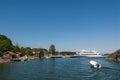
107, 49, 120, 61
0, 57, 10, 64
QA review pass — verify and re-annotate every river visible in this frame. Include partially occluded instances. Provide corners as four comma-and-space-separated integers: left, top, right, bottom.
0, 57, 120, 80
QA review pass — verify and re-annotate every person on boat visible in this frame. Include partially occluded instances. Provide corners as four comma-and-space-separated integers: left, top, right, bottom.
96, 63, 99, 68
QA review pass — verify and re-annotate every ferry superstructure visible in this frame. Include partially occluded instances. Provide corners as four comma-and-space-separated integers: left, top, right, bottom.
76, 50, 102, 57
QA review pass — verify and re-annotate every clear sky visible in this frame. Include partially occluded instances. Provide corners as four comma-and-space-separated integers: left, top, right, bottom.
0, 0, 120, 53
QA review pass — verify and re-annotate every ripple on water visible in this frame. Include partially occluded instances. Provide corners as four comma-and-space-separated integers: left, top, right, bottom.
0, 58, 120, 80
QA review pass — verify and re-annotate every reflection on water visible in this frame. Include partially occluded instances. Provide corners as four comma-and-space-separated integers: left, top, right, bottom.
0, 57, 120, 80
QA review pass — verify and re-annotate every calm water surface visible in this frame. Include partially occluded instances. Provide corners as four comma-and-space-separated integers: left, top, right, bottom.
0, 57, 120, 80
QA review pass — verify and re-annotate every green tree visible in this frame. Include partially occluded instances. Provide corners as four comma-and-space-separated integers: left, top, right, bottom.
20, 47, 33, 56
20, 47, 26, 56
38, 48, 44, 58
12, 43, 20, 52
25, 47, 33, 56
49, 44, 56, 55
0, 34, 13, 53
0, 51, 3, 57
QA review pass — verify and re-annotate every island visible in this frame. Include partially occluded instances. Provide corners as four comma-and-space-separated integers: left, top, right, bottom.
0, 34, 76, 64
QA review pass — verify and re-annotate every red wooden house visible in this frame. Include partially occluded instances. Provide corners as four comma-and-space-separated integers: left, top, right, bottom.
43, 49, 49, 58
2, 51, 22, 60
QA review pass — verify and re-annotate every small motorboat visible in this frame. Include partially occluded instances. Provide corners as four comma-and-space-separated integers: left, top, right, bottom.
90, 60, 101, 68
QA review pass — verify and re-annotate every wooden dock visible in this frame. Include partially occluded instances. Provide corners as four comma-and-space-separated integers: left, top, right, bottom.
12, 58, 21, 61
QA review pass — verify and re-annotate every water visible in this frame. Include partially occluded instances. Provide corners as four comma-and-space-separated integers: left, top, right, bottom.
0, 57, 120, 80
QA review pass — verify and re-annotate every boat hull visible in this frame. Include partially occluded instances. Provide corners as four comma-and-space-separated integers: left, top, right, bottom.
90, 60, 101, 68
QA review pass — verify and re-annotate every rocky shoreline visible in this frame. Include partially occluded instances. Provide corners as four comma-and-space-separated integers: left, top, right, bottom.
0, 56, 39, 64
0, 58, 10, 64
107, 49, 120, 62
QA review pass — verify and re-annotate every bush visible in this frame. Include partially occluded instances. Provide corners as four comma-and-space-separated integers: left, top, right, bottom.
0, 51, 3, 57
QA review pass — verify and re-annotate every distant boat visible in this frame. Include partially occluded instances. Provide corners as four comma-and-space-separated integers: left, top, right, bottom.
21, 55, 28, 61
90, 60, 101, 68
76, 50, 102, 57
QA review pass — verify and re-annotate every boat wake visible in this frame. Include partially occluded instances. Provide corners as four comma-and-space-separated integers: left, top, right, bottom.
100, 66, 120, 72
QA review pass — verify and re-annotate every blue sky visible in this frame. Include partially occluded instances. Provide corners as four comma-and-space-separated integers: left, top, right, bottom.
0, 0, 120, 53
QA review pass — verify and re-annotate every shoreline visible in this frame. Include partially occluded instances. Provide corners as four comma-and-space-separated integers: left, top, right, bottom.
0, 56, 38, 64
0, 55, 107, 64
0, 57, 10, 64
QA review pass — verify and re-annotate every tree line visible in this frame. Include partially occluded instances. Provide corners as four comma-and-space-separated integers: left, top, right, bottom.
0, 34, 56, 57
0, 34, 75, 57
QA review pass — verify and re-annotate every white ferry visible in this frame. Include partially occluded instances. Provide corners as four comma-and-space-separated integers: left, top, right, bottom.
76, 50, 102, 57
